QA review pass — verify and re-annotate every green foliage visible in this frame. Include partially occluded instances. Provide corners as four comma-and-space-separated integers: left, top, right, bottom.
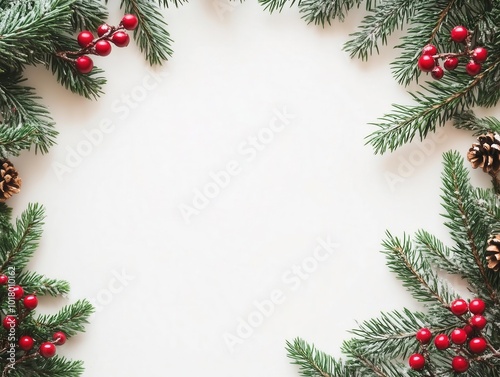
0, 204, 93, 376
287, 151, 500, 376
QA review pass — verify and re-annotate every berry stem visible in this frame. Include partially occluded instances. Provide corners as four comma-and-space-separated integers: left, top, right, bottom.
55, 25, 126, 63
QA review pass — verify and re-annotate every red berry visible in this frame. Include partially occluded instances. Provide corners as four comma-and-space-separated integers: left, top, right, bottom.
121, 14, 139, 30
422, 44, 438, 56
23, 294, 38, 310
52, 331, 67, 345
95, 40, 112, 56
418, 55, 436, 72
469, 337, 487, 354
450, 299, 468, 315
466, 60, 482, 76
416, 328, 432, 344
451, 328, 468, 344
0, 275, 8, 285
2, 315, 17, 330
38, 342, 56, 358
452, 356, 469, 373
463, 324, 474, 336
75, 56, 94, 74
97, 24, 111, 37
470, 314, 487, 330
434, 334, 450, 350
77, 31, 94, 48
443, 57, 459, 71
111, 31, 130, 47
450, 26, 469, 43
472, 47, 488, 63
409, 353, 426, 370
469, 298, 486, 314
431, 66, 444, 80
11, 285, 24, 300
18, 335, 34, 351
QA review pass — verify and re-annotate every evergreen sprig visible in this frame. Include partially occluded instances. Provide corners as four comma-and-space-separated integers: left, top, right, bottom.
288, 151, 500, 376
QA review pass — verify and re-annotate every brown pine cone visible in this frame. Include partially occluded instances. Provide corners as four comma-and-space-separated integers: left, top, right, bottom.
467, 133, 500, 175
0, 159, 21, 202
486, 235, 500, 271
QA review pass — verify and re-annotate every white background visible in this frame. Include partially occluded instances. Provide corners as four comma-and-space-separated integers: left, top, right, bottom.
11, 2, 498, 376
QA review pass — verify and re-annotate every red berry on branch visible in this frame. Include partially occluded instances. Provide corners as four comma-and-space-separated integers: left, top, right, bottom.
450, 26, 469, 43
2, 315, 17, 329
418, 55, 435, 72
409, 353, 426, 370
431, 66, 444, 80
443, 57, 459, 71
77, 31, 94, 48
23, 294, 38, 310
0, 274, 8, 285
451, 328, 468, 344
463, 324, 474, 336
450, 299, 468, 316
97, 24, 111, 37
111, 31, 130, 47
452, 356, 469, 373
469, 298, 486, 314
469, 337, 487, 354
52, 331, 67, 345
472, 47, 488, 63
416, 328, 432, 344
466, 60, 481, 76
18, 335, 34, 351
422, 44, 438, 56
39, 342, 56, 358
95, 40, 112, 56
470, 314, 487, 330
121, 14, 139, 30
434, 334, 450, 350
11, 285, 24, 300
75, 56, 94, 74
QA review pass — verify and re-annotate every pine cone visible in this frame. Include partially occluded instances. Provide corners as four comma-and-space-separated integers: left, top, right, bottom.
467, 133, 500, 174
486, 235, 500, 271
0, 160, 21, 202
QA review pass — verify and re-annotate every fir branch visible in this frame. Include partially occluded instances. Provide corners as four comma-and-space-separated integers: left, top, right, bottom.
414, 229, 461, 275
34, 299, 94, 337
9, 356, 84, 377
17, 271, 70, 297
367, 56, 500, 154
286, 338, 347, 377
454, 111, 500, 135
259, 0, 298, 13
0, 72, 57, 154
348, 309, 453, 360
298, 0, 363, 26
0, 123, 42, 158
0, 0, 74, 71
71, 0, 109, 32
440, 150, 498, 303
157, 0, 189, 7
343, 0, 414, 60
0, 203, 44, 272
0, 204, 12, 237
121, 0, 173, 65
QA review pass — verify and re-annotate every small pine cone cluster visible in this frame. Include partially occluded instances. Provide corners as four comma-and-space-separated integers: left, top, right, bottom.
467, 133, 500, 175
486, 235, 500, 271
0, 159, 21, 202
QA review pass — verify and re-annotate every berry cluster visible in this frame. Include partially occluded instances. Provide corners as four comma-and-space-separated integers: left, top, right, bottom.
408, 298, 493, 373
57, 14, 139, 74
0, 274, 67, 361
417, 25, 488, 79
